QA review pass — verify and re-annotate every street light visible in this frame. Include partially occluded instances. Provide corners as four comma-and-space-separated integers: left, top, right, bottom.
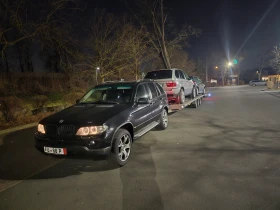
96, 67, 100, 85
228, 62, 232, 67
215, 66, 218, 69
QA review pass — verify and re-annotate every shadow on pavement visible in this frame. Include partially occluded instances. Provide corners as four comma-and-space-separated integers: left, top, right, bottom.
0, 127, 118, 181
120, 133, 164, 210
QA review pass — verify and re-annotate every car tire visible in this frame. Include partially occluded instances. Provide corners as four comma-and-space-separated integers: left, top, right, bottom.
156, 108, 168, 130
179, 89, 185, 104
191, 88, 196, 99
191, 99, 198, 108
110, 129, 132, 166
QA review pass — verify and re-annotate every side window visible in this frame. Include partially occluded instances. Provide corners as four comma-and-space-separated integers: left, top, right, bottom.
155, 83, 165, 95
182, 71, 189, 80
147, 83, 158, 99
179, 71, 186, 79
135, 84, 148, 100
175, 70, 180, 78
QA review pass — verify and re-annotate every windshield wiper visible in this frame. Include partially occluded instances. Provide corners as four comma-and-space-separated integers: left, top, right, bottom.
93, 100, 119, 104
78, 100, 119, 105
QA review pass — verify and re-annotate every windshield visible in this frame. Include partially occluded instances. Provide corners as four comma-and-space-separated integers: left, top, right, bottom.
145, 70, 172, 79
79, 84, 134, 104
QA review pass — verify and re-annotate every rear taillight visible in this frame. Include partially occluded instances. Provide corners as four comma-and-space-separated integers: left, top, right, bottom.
166, 81, 177, 87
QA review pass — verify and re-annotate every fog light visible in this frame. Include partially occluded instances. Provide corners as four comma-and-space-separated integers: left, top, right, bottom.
90, 141, 95, 145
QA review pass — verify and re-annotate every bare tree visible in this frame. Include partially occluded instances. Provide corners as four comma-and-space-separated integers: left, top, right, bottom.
139, 0, 200, 69
0, 0, 78, 59
169, 48, 195, 74
82, 12, 153, 82
269, 44, 280, 88
83, 12, 132, 82
122, 22, 153, 79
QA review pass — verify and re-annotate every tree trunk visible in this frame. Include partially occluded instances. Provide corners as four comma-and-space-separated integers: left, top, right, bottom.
161, 44, 171, 69
3, 50, 10, 73
16, 44, 25, 72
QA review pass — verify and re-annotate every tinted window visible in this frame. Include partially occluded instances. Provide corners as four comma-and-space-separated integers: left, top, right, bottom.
182, 71, 189, 79
135, 84, 148, 99
79, 84, 133, 104
179, 71, 186, 79
175, 70, 180, 78
147, 83, 158, 99
145, 70, 172, 79
155, 83, 165, 95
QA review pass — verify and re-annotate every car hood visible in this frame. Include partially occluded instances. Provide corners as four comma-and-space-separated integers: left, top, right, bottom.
40, 103, 130, 125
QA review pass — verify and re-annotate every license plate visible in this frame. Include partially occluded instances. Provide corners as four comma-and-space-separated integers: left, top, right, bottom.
44, 147, 67, 155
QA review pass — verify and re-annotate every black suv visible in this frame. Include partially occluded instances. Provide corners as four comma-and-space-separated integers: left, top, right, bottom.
35, 80, 169, 166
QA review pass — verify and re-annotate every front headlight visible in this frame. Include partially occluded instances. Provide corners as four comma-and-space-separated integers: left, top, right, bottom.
76, 125, 108, 136
38, 124, 45, 134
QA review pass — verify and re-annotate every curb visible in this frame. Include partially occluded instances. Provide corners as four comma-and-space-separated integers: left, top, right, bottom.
0, 122, 38, 136
261, 89, 280, 93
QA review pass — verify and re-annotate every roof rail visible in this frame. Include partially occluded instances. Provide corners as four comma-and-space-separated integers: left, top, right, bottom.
138, 79, 154, 82
103, 79, 125, 83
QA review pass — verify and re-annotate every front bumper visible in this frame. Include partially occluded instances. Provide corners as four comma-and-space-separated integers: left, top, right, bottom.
35, 132, 112, 156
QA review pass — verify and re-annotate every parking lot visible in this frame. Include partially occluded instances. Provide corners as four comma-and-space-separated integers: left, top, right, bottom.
1, 85, 280, 210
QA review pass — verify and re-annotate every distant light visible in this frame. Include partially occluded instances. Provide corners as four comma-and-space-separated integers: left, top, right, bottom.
233, 59, 238, 64
228, 62, 232, 66
96, 67, 100, 70
208, 93, 211, 97
215, 66, 218, 69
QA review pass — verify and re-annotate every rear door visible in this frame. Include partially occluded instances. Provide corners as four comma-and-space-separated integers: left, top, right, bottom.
175, 70, 184, 90
181, 71, 193, 95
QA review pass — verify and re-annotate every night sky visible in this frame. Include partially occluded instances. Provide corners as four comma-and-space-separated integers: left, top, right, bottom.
80, 0, 280, 69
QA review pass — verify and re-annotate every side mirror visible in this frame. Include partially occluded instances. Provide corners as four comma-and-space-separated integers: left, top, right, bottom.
137, 97, 150, 104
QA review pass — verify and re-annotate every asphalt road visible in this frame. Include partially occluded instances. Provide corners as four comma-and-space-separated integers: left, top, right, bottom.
1, 86, 280, 210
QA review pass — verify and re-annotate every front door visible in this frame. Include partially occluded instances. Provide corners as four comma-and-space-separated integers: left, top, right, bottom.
130, 84, 155, 133
145, 82, 162, 119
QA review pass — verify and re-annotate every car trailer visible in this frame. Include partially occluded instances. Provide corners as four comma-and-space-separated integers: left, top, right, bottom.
168, 93, 207, 113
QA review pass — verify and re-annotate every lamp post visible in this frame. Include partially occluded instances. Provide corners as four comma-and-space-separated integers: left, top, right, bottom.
96, 67, 100, 85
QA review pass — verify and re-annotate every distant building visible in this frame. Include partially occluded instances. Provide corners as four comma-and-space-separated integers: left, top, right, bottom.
267, 74, 280, 89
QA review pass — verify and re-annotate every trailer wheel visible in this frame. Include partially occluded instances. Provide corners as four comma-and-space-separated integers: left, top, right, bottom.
191, 99, 198, 108
199, 98, 202, 106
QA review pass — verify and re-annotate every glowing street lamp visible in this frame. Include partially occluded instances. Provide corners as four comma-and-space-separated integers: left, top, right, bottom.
215, 66, 218, 69
96, 67, 100, 84
228, 62, 232, 67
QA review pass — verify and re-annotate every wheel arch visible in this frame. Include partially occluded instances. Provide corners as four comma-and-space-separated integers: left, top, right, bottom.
111, 122, 134, 144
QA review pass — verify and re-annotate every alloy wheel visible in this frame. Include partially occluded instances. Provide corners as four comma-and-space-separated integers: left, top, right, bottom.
162, 109, 168, 128
118, 134, 131, 162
